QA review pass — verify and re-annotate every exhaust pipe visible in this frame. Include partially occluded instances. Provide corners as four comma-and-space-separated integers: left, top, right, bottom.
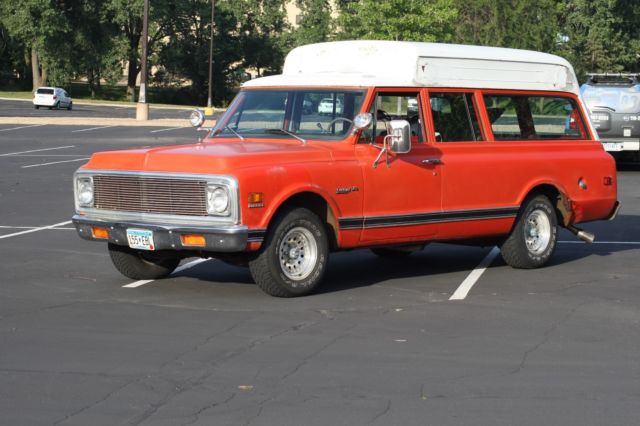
566, 225, 595, 244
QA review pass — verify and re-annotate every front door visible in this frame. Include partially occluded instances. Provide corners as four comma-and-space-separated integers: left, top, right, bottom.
354, 89, 442, 244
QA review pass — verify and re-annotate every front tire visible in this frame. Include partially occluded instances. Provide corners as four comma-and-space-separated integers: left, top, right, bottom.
67, 102, 72, 111
500, 195, 558, 269
249, 208, 329, 297
108, 243, 179, 280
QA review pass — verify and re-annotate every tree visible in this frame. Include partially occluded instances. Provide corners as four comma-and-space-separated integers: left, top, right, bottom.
105, 0, 176, 101
228, 0, 292, 76
293, 0, 333, 46
157, 0, 243, 105
0, 0, 71, 90
335, 0, 458, 42
452, 0, 561, 52
557, 0, 633, 78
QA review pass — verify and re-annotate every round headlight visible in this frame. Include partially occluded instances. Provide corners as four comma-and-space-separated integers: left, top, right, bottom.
207, 186, 229, 214
77, 178, 93, 207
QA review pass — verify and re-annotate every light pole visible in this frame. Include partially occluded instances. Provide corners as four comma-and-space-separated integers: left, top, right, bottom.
205, 0, 215, 116
136, 0, 150, 120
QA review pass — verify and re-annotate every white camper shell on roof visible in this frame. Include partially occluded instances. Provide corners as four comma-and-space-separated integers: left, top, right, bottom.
243, 40, 580, 95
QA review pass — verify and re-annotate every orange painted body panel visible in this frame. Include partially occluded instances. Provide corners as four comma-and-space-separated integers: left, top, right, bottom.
79, 86, 618, 253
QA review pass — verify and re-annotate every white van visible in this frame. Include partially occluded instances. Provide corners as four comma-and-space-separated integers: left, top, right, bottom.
33, 87, 73, 110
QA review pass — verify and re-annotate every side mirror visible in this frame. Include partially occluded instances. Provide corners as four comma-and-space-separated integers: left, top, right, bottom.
387, 120, 411, 154
189, 109, 205, 128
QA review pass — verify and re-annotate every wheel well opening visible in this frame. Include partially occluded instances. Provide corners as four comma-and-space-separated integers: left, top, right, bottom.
526, 184, 571, 226
274, 192, 339, 250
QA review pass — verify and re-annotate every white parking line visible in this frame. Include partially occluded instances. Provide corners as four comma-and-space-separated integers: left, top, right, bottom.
448, 240, 640, 301
0, 225, 75, 230
0, 145, 75, 156
0, 221, 72, 240
150, 127, 184, 133
123, 258, 211, 288
449, 246, 500, 301
0, 124, 46, 132
71, 125, 114, 133
21, 158, 90, 168
559, 240, 640, 245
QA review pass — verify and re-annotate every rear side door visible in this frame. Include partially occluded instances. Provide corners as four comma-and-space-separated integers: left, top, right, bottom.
426, 89, 519, 240
354, 89, 442, 244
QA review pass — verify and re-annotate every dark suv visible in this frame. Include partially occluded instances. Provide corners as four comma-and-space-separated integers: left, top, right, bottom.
581, 73, 640, 162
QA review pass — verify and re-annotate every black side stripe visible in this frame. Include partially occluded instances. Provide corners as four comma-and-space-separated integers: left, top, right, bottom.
338, 207, 519, 230
247, 229, 266, 242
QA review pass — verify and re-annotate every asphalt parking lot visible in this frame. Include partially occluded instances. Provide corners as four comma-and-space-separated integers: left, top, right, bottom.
1, 121, 640, 425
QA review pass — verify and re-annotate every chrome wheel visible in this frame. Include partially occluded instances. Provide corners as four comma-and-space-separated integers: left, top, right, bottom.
524, 209, 551, 255
278, 226, 318, 281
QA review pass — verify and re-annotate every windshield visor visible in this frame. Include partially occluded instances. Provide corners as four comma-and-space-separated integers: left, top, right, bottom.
211, 89, 366, 141
581, 84, 640, 114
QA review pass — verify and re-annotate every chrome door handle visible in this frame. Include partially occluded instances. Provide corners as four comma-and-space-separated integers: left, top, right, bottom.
422, 158, 442, 165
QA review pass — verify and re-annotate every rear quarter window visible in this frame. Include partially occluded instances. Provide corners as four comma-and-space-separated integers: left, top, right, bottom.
483, 94, 588, 140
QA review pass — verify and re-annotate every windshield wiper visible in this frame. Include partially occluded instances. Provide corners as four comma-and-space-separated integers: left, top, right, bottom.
212, 125, 245, 141
265, 128, 306, 145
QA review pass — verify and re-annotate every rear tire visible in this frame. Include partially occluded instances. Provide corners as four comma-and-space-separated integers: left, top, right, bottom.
500, 195, 558, 269
34, 105, 39, 110
249, 208, 329, 297
108, 243, 179, 280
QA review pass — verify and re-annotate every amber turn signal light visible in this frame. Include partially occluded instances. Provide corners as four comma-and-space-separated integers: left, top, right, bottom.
91, 226, 109, 239
248, 192, 264, 204
181, 234, 206, 247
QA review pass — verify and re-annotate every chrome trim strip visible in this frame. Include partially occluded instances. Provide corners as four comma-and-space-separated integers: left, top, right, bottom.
72, 215, 249, 234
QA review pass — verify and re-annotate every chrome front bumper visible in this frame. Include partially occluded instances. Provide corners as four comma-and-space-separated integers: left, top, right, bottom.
72, 215, 265, 252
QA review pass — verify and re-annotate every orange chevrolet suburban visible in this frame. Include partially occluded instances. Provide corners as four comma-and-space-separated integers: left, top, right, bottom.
73, 41, 620, 297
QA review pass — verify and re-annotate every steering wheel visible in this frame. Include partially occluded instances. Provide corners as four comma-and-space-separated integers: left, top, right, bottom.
328, 117, 354, 127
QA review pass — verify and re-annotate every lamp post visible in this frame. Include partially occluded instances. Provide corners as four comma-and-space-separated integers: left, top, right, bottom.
205, 0, 215, 116
136, 0, 150, 120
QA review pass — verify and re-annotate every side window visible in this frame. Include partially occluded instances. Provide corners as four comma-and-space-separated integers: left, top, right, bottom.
429, 92, 482, 142
359, 92, 423, 144
483, 94, 588, 140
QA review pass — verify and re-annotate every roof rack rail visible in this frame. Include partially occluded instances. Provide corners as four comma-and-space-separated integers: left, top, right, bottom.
585, 73, 640, 85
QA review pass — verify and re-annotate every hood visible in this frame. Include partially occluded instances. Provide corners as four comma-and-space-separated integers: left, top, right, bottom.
82, 139, 334, 174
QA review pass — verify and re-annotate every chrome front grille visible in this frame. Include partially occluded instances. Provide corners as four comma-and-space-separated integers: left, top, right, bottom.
93, 175, 208, 216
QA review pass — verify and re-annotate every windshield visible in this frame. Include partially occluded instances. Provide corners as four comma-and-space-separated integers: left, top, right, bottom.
211, 89, 366, 141
581, 84, 640, 114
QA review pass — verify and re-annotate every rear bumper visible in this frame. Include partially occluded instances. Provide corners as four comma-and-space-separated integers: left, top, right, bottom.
72, 215, 264, 252
33, 99, 56, 107
600, 139, 640, 152
606, 201, 622, 221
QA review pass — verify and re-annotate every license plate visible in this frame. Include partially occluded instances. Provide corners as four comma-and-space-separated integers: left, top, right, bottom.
126, 229, 155, 250
603, 142, 624, 152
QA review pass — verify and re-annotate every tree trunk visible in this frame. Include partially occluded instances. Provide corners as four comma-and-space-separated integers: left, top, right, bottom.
30, 46, 42, 91
127, 32, 141, 102
127, 55, 137, 102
